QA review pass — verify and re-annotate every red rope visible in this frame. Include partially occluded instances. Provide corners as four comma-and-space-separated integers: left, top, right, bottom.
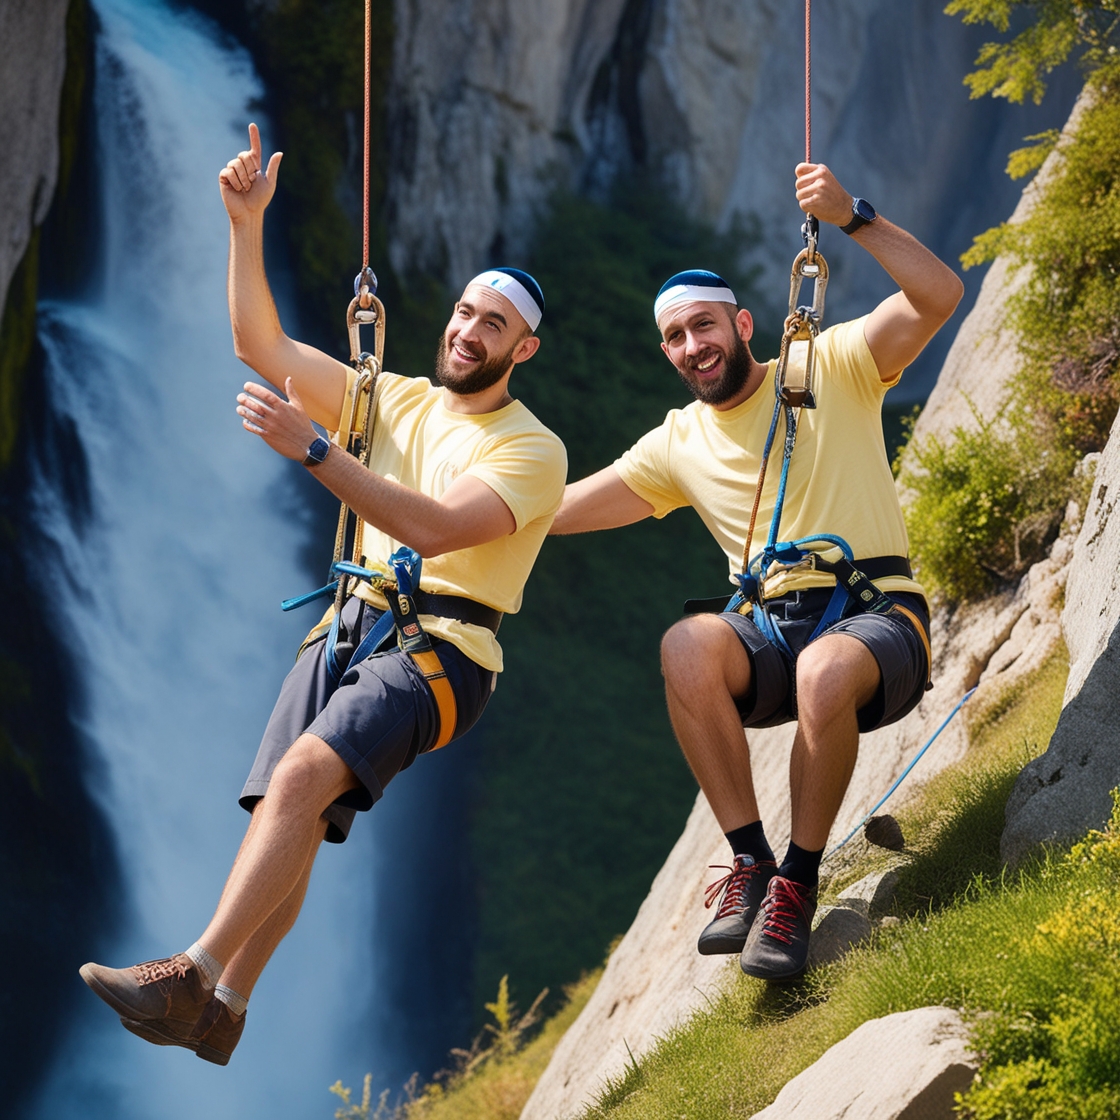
363, 0, 371, 268
804, 0, 811, 164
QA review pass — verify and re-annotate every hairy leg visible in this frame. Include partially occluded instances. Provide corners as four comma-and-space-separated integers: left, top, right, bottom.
217, 818, 325, 998
197, 732, 358, 965
662, 615, 757, 831
788, 633, 881, 850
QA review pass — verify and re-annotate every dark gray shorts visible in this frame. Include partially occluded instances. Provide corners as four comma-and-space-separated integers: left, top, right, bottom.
719, 589, 930, 732
241, 594, 495, 843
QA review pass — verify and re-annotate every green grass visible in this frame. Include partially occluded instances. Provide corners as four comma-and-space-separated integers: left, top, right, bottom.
561, 642, 1120, 1119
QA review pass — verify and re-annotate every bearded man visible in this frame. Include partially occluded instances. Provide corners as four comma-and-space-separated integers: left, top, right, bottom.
79, 124, 566, 1061
551, 161, 963, 981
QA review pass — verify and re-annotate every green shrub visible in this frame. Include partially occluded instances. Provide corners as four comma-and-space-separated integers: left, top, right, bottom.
900, 402, 1075, 600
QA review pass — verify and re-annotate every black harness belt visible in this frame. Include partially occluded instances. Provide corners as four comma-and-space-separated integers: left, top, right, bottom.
411, 590, 502, 634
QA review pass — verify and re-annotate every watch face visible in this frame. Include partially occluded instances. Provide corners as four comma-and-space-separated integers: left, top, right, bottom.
854, 198, 876, 223
306, 436, 331, 463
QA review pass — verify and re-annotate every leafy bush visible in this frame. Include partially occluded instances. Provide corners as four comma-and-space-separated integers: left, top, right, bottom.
900, 402, 1075, 600
957, 795, 1120, 1119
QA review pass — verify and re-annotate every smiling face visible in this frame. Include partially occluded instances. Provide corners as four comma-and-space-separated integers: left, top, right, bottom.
434, 283, 537, 397
659, 301, 754, 406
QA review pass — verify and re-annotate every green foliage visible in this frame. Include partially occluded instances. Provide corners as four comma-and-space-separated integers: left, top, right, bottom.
945, 0, 1120, 104
899, 401, 1075, 600
918, 5, 1120, 604
961, 75, 1120, 451
467, 183, 770, 1017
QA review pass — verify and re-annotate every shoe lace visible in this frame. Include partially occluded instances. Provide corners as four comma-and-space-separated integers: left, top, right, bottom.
704, 858, 761, 920
758, 878, 810, 945
131, 956, 189, 986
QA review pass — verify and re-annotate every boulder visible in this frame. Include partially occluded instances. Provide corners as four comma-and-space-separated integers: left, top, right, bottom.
1002, 416, 1120, 866
749, 1006, 976, 1120
806, 905, 872, 968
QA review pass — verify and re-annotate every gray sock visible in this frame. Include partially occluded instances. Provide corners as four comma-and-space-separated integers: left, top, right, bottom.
214, 984, 248, 1018
185, 942, 224, 990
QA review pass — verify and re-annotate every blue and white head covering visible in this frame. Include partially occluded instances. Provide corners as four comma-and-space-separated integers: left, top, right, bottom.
654, 270, 737, 326
467, 267, 545, 332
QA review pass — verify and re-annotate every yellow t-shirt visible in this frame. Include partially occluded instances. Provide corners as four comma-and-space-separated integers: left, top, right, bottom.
614, 316, 925, 602
334, 370, 567, 672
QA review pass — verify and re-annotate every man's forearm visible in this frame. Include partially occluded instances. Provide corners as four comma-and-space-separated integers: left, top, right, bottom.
306, 446, 515, 559
850, 217, 963, 323
228, 215, 285, 373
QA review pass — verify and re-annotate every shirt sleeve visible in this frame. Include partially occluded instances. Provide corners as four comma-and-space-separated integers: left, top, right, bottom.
464, 430, 569, 531
821, 316, 898, 407
613, 417, 687, 519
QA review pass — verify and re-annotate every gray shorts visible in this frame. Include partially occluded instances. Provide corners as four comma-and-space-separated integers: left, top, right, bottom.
719, 589, 930, 732
241, 594, 495, 843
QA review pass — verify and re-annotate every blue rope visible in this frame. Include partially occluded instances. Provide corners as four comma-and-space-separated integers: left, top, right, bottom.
825, 686, 978, 859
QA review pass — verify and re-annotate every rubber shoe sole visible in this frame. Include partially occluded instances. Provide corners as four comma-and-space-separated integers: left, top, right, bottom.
121, 998, 245, 1066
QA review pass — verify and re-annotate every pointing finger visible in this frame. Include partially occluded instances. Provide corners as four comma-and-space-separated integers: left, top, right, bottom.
249, 121, 261, 165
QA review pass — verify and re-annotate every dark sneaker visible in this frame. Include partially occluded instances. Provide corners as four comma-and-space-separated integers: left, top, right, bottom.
697, 855, 777, 955
739, 875, 816, 981
79, 954, 210, 1036
122, 996, 247, 1066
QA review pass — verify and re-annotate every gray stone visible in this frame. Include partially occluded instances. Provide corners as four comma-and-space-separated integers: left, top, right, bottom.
0, 0, 70, 313
806, 905, 872, 968
837, 867, 902, 918
749, 1007, 977, 1120
1002, 418, 1120, 866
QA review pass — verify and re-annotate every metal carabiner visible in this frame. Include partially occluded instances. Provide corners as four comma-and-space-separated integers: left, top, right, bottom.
775, 245, 828, 409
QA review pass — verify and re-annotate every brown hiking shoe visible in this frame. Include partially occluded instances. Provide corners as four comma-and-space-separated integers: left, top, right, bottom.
122, 996, 247, 1066
79, 954, 210, 1036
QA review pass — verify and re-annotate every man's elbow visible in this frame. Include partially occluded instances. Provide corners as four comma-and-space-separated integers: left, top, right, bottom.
931, 272, 965, 325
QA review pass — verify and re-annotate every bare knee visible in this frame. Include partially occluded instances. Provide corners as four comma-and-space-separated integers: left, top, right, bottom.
267, 734, 358, 814
796, 636, 879, 723
661, 615, 750, 698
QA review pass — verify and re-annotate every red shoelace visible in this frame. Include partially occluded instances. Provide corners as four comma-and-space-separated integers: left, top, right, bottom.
758, 878, 812, 945
704, 858, 771, 920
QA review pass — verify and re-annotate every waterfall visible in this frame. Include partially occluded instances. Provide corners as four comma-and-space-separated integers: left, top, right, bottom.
25, 2, 396, 1115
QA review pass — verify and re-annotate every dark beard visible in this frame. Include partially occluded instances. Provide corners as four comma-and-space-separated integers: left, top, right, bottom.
433, 336, 516, 396
677, 332, 751, 405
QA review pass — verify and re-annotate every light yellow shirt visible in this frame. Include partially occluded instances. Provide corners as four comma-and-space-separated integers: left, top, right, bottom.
334, 370, 567, 671
614, 316, 925, 602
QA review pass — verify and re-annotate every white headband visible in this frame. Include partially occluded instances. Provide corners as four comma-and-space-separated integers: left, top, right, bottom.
654, 283, 737, 325
469, 270, 542, 332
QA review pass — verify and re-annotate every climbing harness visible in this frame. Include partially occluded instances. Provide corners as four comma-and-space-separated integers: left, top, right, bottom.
275, 0, 480, 752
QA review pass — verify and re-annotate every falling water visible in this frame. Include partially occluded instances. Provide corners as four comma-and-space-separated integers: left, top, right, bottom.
25, 2, 392, 1115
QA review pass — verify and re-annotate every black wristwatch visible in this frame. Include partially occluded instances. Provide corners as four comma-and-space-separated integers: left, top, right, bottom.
303, 435, 331, 466
840, 197, 877, 235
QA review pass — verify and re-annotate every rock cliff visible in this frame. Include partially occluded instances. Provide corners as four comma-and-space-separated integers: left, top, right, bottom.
386, 0, 1077, 396
0, 0, 70, 316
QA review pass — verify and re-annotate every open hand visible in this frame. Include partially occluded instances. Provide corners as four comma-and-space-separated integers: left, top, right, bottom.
219, 122, 283, 221
236, 378, 317, 461
794, 163, 855, 227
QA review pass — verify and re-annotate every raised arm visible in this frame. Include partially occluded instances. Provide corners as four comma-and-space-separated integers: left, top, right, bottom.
550, 466, 654, 535
794, 163, 964, 382
219, 123, 348, 429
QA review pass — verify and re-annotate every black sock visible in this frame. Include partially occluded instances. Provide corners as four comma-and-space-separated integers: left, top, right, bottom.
778, 841, 824, 890
724, 821, 775, 864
